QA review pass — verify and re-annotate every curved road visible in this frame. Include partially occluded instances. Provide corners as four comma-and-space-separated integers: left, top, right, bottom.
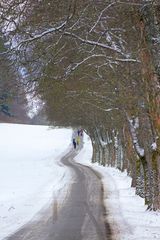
5, 149, 112, 240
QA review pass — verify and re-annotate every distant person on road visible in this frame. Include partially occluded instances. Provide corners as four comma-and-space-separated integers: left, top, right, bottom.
80, 129, 83, 137
76, 136, 80, 146
73, 138, 76, 149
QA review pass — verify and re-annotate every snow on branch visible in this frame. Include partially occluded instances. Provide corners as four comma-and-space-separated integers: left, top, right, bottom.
15, 21, 67, 49
83, 101, 119, 113
64, 32, 139, 62
65, 54, 106, 76
89, 2, 116, 33
117, 1, 143, 6
64, 31, 126, 56
114, 57, 140, 63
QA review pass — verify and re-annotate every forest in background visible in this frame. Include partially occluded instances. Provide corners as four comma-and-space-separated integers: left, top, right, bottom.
0, 36, 30, 123
0, 0, 160, 209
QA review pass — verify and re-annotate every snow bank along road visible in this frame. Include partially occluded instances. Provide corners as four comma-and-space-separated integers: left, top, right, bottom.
5, 149, 112, 240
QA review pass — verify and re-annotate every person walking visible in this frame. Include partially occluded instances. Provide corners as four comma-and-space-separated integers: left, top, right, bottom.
73, 138, 77, 149
80, 129, 83, 137
76, 136, 80, 146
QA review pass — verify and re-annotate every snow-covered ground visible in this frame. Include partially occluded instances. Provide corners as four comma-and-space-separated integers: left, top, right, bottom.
0, 123, 72, 240
75, 133, 160, 240
1, 123, 160, 240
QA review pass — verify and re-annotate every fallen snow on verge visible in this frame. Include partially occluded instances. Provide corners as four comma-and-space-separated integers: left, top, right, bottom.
0, 124, 72, 240
75, 133, 160, 240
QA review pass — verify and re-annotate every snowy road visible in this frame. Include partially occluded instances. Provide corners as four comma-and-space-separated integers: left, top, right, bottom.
5, 149, 112, 240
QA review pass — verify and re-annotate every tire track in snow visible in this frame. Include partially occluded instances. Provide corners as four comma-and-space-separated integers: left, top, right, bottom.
5, 149, 113, 240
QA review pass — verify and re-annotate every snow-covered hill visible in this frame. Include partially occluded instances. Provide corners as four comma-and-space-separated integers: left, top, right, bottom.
1, 124, 160, 240
0, 124, 72, 239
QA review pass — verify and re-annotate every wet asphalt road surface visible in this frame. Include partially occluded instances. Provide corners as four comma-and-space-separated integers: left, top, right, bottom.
5, 149, 112, 240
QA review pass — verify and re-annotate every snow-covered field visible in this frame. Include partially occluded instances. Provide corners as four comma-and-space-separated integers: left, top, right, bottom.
0, 123, 72, 240
75, 133, 160, 240
1, 123, 160, 240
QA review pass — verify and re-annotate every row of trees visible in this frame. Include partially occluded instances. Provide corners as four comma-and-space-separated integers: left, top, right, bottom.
0, 0, 160, 209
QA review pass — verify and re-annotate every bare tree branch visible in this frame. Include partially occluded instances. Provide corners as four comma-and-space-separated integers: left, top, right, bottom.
89, 2, 116, 33
64, 31, 126, 55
